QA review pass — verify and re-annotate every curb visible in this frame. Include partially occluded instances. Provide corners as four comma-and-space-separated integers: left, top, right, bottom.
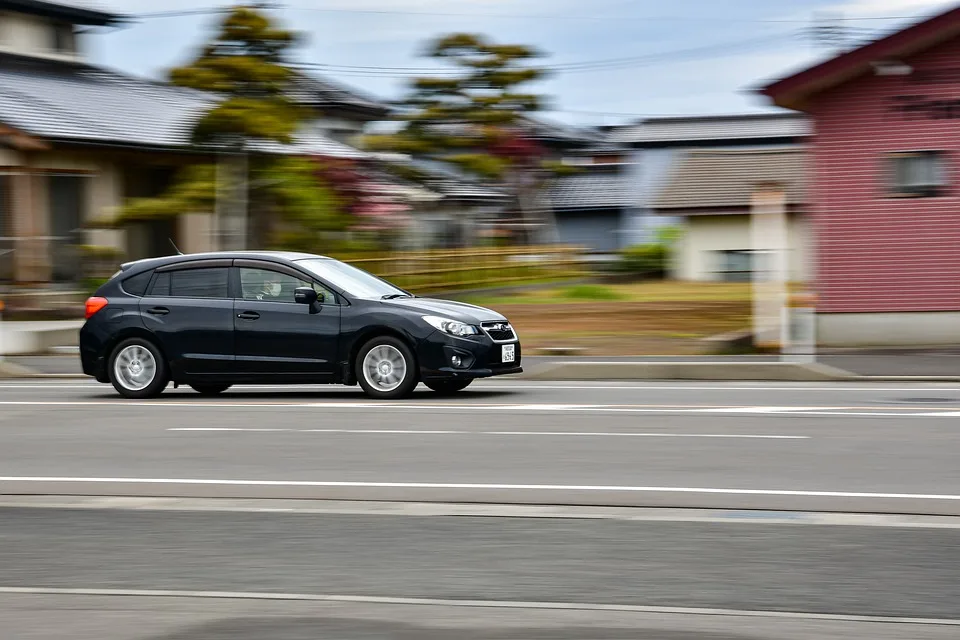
518, 361, 860, 382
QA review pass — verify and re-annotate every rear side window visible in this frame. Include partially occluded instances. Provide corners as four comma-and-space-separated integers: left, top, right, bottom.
120, 270, 153, 297
149, 267, 229, 299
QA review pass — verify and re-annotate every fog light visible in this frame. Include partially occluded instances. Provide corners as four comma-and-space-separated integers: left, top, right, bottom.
451, 355, 462, 368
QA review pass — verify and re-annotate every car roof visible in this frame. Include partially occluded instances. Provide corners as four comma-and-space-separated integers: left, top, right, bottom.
118, 251, 332, 273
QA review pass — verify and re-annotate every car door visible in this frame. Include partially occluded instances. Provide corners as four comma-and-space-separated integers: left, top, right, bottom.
139, 260, 235, 376
232, 261, 341, 377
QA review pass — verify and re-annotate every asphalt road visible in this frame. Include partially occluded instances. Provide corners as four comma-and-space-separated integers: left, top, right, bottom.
2, 379, 960, 513
2, 505, 960, 639
4, 379, 960, 639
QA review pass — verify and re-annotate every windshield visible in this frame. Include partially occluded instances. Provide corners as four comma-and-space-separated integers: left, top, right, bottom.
297, 258, 409, 300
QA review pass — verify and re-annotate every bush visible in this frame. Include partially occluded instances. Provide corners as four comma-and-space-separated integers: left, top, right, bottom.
619, 244, 668, 278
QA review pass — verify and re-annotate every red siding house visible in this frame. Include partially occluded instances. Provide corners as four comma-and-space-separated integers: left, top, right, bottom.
761, 5, 960, 346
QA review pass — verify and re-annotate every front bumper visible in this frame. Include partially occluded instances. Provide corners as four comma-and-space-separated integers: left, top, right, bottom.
417, 330, 522, 381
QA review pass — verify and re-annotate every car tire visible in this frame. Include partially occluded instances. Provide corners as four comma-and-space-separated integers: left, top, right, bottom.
356, 336, 419, 399
108, 337, 168, 399
190, 384, 231, 396
424, 379, 472, 395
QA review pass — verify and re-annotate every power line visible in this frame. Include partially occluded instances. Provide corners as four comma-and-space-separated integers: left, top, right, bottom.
293, 32, 798, 77
283, 5, 926, 24
128, 4, 928, 25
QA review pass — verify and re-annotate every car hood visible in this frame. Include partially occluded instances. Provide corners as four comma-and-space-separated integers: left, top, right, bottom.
383, 297, 507, 324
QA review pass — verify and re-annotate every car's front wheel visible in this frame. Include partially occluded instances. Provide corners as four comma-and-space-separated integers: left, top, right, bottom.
424, 379, 472, 395
356, 336, 419, 399
108, 338, 168, 399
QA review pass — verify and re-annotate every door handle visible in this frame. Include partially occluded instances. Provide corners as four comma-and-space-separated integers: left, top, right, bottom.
237, 311, 260, 320
146, 307, 169, 316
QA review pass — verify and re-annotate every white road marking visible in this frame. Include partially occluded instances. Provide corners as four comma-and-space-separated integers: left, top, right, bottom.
0, 398, 958, 417
0, 586, 957, 625
5, 497, 960, 528
168, 427, 808, 439
702, 406, 833, 413
0, 399, 957, 417
2, 477, 959, 501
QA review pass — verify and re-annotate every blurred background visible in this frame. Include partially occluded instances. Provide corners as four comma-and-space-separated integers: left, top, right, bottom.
1, 0, 959, 371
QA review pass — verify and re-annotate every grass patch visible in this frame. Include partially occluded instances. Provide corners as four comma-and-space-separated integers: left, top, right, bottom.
562, 284, 624, 301
464, 280, 753, 306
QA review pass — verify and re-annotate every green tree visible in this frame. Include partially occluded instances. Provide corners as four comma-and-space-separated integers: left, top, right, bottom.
366, 33, 556, 244
111, 5, 343, 251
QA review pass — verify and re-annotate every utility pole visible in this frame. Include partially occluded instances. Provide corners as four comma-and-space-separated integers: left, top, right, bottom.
750, 183, 788, 353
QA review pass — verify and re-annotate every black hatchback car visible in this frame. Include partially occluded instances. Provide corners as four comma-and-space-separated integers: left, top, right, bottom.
80, 251, 522, 399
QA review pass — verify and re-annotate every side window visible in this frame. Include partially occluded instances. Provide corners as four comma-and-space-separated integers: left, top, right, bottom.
239, 267, 337, 304
889, 151, 947, 197
121, 270, 154, 297
149, 267, 229, 299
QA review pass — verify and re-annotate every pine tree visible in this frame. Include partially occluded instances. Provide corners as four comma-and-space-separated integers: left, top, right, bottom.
113, 5, 342, 251
366, 33, 557, 244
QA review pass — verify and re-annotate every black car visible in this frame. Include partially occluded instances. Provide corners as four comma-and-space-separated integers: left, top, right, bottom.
80, 251, 522, 399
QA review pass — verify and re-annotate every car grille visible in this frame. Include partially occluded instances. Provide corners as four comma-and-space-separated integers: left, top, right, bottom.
482, 321, 516, 342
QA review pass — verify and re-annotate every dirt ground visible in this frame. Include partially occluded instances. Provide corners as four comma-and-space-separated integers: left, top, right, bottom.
495, 301, 752, 355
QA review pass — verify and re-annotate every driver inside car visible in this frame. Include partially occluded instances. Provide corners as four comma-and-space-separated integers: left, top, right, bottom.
254, 273, 284, 301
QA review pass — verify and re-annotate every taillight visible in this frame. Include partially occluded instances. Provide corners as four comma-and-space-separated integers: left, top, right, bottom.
85, 297, 109, 319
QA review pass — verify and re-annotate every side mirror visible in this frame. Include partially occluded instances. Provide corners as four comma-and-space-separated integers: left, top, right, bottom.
294, 287, 318, 306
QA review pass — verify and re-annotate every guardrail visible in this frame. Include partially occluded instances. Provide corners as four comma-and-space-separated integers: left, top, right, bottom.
336, 245, 588, 293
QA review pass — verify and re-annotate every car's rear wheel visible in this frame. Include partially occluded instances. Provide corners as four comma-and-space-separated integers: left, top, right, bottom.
424, 379, 472, 395
356, 336, 419, 399
190, 384, 231, 396
108, 338, 167, 399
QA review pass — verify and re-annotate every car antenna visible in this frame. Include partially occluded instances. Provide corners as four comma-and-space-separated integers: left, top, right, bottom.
168, 239, 184, 256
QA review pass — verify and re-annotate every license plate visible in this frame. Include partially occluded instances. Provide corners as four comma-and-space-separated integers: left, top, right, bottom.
502, 344, 516, 363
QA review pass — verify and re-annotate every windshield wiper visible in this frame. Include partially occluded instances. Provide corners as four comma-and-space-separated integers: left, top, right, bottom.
381, 293, 413, 300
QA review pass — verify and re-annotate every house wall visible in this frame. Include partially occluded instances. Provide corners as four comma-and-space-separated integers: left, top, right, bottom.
810, 34, 960, 320
625, 148, 682, 246
675, 213, 810, 282
0, 11, 81, 62
555, 208, 622, 253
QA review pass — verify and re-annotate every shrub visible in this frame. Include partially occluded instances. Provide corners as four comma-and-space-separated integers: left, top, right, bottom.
618, 244, 668, 278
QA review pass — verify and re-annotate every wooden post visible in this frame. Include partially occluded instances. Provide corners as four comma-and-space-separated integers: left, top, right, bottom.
750, 183, 788, 352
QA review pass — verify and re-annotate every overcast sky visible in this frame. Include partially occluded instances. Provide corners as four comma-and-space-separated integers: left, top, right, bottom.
83, 0, 957, 126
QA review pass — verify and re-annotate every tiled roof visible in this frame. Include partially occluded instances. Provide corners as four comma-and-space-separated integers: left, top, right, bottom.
608, 113, 810, 145
289, 73, 390, 117
548, 172, 631, 209
653, 147, 807, 210
0, 56, 364, 158
0, 0, 122, 25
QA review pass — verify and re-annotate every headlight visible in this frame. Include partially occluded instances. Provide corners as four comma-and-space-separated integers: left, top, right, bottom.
423, 315, 480, 337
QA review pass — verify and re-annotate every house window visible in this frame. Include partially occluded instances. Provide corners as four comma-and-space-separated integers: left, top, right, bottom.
889, 151, 947, 197
715, 250, 762, 282
51, 23, 76, 55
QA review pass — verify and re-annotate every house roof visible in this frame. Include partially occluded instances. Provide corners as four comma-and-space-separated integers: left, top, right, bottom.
653, 147, 807, 211
289, 73, 391, 119
608, 113, 810, 145
549, 172, 631, 210
760, 5, 960, 111
0, 55, 364, 158
0, 0, 124, 26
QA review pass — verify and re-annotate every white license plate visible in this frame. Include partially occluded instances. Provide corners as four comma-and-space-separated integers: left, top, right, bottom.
502, 344, 516, 363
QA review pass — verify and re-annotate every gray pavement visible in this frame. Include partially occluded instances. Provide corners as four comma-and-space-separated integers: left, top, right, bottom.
4, 378, 960, 638
7, 593, 960, 640
3, 508, 960, 618
2, 380, 960, 512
